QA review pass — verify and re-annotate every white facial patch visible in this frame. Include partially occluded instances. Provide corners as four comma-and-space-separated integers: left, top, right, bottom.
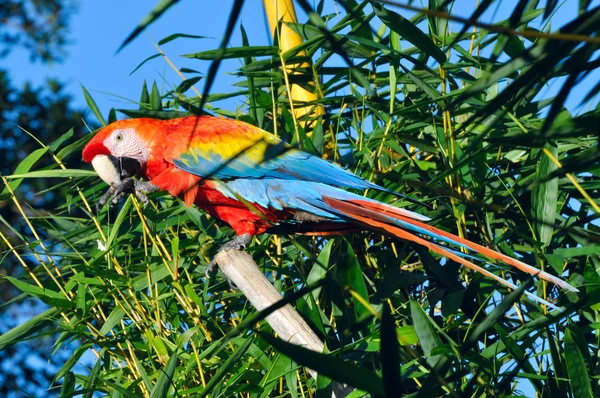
91, 155, 121, 187
105, 128, 149, 163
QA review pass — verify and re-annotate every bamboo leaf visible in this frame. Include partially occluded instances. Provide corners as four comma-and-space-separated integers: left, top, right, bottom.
99, 307, 126, 336
372, 3, 447, 64
196, 338, 253, 396
410, 300, 442, 367
150, 348, 179, 398
532, 143, 559, 248
118, 0, 180, 52
5, 170, 97, 179
184, 46, 278, 60
130, 53, 161, 76
261, 332, 385, 396
81, 84, 106, 126
0, 147, 48, 200
0, 308, 59, 351
565, 328, 593, 398
158, 33, 208, 46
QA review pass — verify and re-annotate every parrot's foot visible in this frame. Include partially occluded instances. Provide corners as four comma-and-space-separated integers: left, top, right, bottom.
96, 178, 159, 211
205, 234, 253, 284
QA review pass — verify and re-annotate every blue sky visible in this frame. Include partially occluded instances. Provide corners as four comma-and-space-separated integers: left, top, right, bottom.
6, 1, 270, 116
4, 1, 599, 120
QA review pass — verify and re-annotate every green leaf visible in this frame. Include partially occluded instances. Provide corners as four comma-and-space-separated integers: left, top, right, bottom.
150, 348, 179, 398
307, 239, 335, 301
400, 64, 440, 99
107, 108, 117, 124
106, 197, 133, 249
285, 22, 374, 59
504, 36, 526, 58
196, 338, 253, 396
6, 276, 64, 299
4, 169, 97, 179
130, 53, 161, 76
176, 76, 202, 94
336, 242, 370, 318
0, 308, 59, 351
118, 0, 180, 52
56, 133, 94, 160
565, 328, 593, 398
397, 325, 419, 346
55, 342, 92, 382
532, 143, 558, 248
48, 128, 74, 152
81, 84, 106, 126
184, 46, 278, 60
261, 332, 385, 396
372, 3, 447, 64
150, 81, 163, 111
118, 109, 193, 119
0, 147, 48, 199
585, 264, 600, 311
410, 300, 443, 367
158, 33, 208, 45
140, 80, 150, 109
467, 280, 531, 345
60, 371, 76, 397
82, 349, 103, 397
100, 307, 126, 336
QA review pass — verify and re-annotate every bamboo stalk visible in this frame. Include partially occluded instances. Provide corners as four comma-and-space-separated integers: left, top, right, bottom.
214, 249, 353, 397
262, 0, 323, 126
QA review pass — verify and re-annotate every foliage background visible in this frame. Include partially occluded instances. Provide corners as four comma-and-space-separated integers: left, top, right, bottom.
1, 0, 600, 397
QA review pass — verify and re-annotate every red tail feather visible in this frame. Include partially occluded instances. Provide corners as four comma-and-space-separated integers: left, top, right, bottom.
323, 197, 578, 294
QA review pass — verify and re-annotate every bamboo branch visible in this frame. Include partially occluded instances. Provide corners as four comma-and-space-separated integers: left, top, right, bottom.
214, 249, 353, 397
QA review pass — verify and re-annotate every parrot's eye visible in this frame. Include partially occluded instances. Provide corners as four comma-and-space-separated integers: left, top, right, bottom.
115, 132, 124, 142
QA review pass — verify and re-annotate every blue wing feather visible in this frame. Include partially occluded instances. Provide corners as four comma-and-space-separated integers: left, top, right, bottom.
173, 147, 391, 193
211, 179, 429, 223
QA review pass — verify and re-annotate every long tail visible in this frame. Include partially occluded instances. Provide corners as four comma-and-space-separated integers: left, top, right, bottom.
319, 197, 578, 301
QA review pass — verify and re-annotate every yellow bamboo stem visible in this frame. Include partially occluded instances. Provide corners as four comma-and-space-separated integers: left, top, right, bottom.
262, 0, 323, 127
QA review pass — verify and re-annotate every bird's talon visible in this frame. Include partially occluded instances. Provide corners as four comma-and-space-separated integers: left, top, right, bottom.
135, 191, 150, 206
94, 179, 159, 210
205, 260, 218, 278
204, 234, 253, 286
96, 187, 116, 212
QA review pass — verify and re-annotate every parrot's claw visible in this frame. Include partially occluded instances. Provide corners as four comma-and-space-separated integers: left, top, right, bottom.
205, 234, 253, 285
111, 178, 136, 205
131, 180, 160, 206
96, 179, 159, 211
97, 187, 116, 212
219, 233, 253, 252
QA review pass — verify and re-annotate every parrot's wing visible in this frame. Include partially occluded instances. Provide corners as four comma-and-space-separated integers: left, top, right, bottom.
169, 127, 384, 191
173, 143, 382, 191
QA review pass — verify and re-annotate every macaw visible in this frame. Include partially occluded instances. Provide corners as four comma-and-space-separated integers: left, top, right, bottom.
82, 116, 577, 306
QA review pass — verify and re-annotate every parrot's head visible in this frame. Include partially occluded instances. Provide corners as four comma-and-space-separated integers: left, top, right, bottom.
83, 119, 154, 187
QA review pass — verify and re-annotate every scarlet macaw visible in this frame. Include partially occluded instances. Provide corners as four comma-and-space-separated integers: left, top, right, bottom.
82, 116, 577, 305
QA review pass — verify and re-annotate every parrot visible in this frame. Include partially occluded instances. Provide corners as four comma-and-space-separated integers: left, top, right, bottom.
82, 115, 577, 306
